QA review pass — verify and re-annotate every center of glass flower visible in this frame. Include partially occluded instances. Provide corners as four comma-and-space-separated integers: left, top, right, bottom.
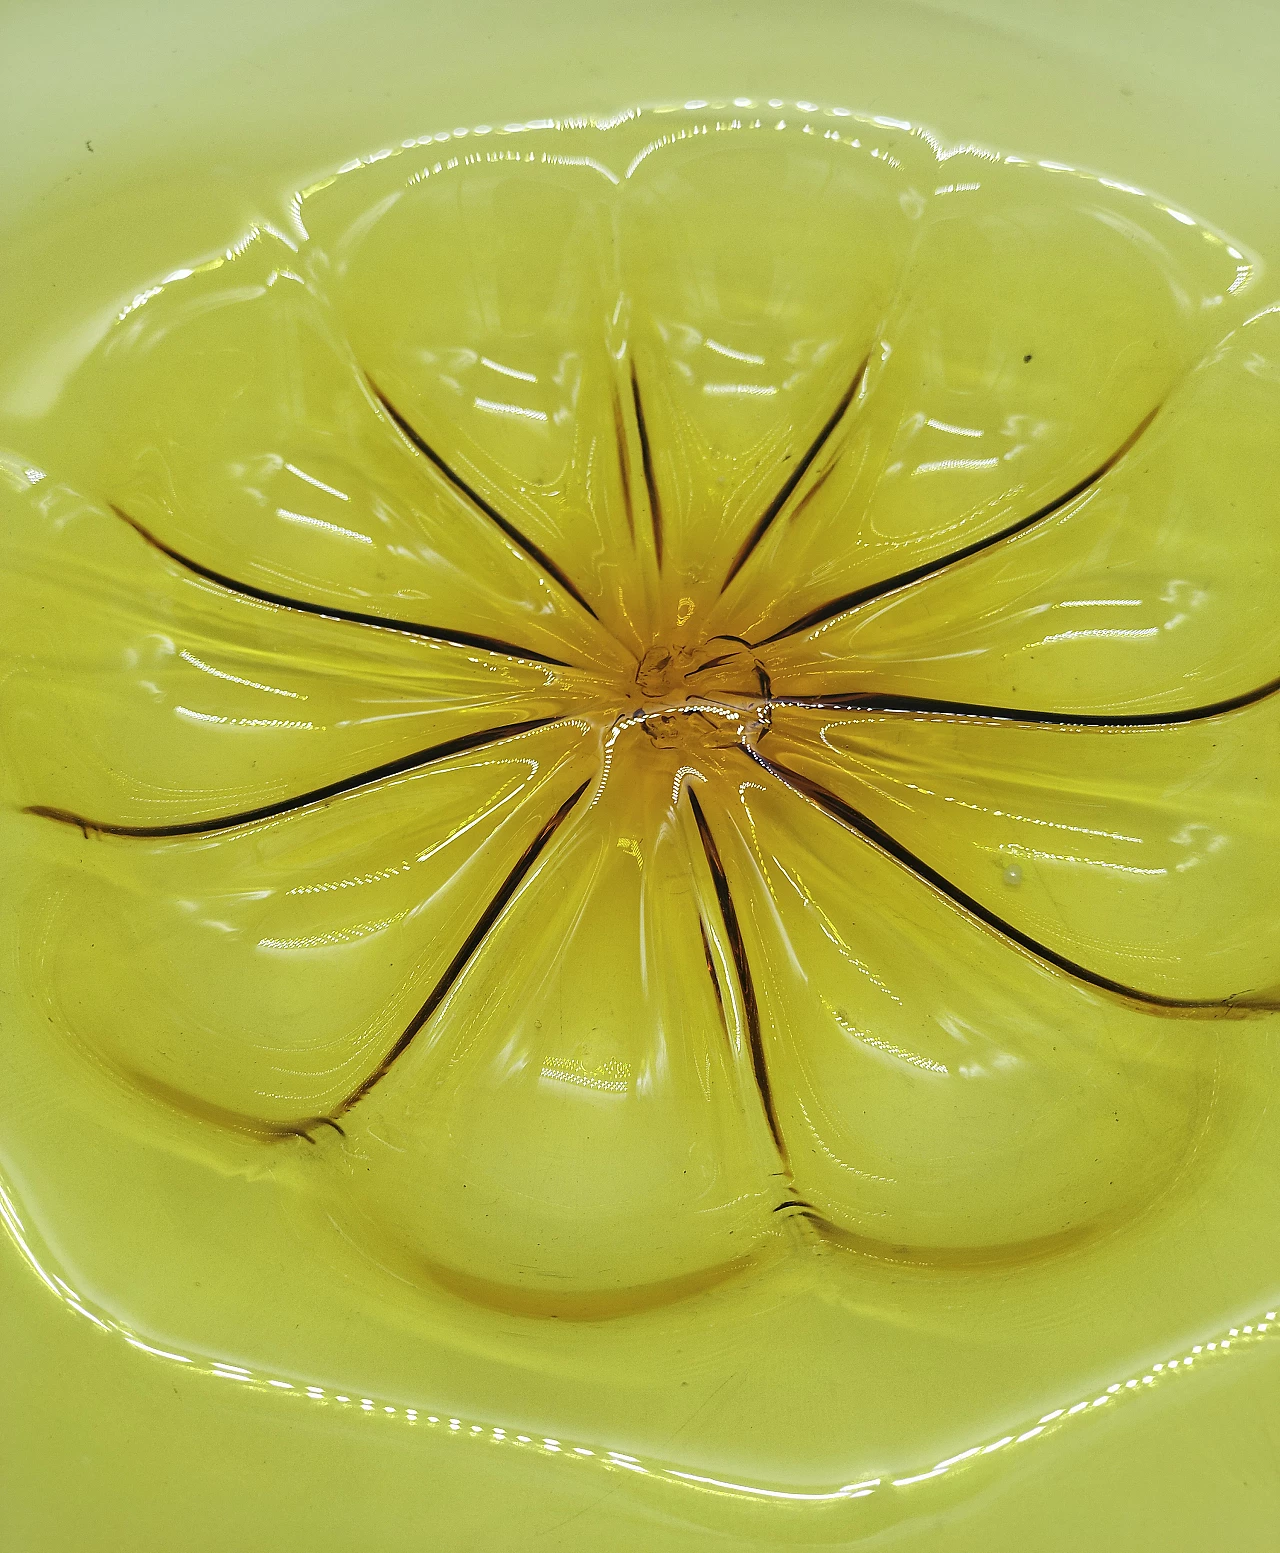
629, 638, 772, 750
635, 637, 768, 697
15, 97, 1272, 1343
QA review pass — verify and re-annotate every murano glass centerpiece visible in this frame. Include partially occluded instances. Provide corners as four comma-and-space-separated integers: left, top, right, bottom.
4, 100, 1279, 1539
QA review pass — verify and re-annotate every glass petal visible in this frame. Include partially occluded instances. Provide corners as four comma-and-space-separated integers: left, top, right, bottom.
31, 721, 596, 1129
77, 228, 624, 674
620, 122, 926, 637
765, 311, 1280, 713
2, 472, 602, 829
765, 704, 1280, 1004
337, 745, 777, 1308
313, 146, 650, 659
4, 105, 1270, 1346
726, 155, 1246, 647
698, 758, 1221, 1254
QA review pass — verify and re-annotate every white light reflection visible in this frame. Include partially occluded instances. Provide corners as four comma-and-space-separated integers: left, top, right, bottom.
1039, 627, 1159, 645
179, 650, 303, 700
473, 398, 548, 423
998, 842, 1167, 879
671, 1471, 880, 1501
174, 705, 315, 731
276, 507, 374, 545
539, 1055, 630, 1094
285, 463, 350, 502
705, 339, 766, 365
703, 383, 778, 398
1099, 177, 1145, 197
1056, 598, 1143, 609
913, 456, 1000, 476
259, 909, 411, 953
830, 1007, 944, 1073
4, 1159, 1278, 1521
671, 765, 705, 805
126, 1337, 191, 1363
925, 418, 983, 438
480, 357, 538, 383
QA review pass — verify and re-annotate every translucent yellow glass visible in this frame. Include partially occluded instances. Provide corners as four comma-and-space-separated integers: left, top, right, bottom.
4, 9, 1280, 1549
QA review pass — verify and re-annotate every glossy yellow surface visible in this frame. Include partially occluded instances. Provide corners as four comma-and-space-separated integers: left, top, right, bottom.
4, 3, 1280, 1549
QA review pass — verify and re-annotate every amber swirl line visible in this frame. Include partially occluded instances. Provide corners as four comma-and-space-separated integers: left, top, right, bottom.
366, 377, 599, 620
331, 778, 591, 1116
683, 634, 773, 700
110, 504, 570, 667
697, 915, 731, 1041
629, 362, 664, 568
25, 718, 564, 838
756, 404, 1161, 646
744, 745, 1280, 1017
687, 786, 786, 1156
773, 676, 1280, 727
722, 354, 871, 592
611, 378, 636, 541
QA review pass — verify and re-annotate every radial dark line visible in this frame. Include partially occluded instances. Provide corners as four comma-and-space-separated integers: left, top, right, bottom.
334, 777, 591, 1116
687, 787, 787, 1155
683, 635, 773, 701
774, 675, 1280, 728
723, 354, 871, 593
26, 717, 562, 838
683, 634, 754, 678
612, 379, 636, 541
366, 378, 599, 621
684, 637, 751, 679
746, 746, 1277, 1016
686, 651, 738, 675
629, 362, 664, 568
698, 914, 732, 1049
785, 457, 839, 529
110, 505, 570, 668
758, 404, 1161, 646
116, 1063, 346, 1146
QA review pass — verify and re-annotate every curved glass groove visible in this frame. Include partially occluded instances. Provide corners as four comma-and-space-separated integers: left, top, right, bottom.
333, 776, 591, 1116
628, 363, 665, 568
9, 104, 1278, 1303
753, 404, 1160, 646
686, 785, 785, 1157
744, 744, 1280, 1016
26, 717, 566, 837
110, 502, 573, 667
721, 353, 871, 592
771, 677, 1280, 727
367, 378, 602, 623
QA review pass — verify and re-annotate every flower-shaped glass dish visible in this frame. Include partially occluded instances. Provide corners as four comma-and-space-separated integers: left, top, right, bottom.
5, 97, 1280, 1547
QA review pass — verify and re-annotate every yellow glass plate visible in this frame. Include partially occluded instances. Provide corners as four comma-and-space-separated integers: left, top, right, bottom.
4, 2, 1280, 1548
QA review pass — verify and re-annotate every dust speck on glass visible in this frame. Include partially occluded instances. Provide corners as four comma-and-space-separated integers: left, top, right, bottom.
7, 100, 1280, 1314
